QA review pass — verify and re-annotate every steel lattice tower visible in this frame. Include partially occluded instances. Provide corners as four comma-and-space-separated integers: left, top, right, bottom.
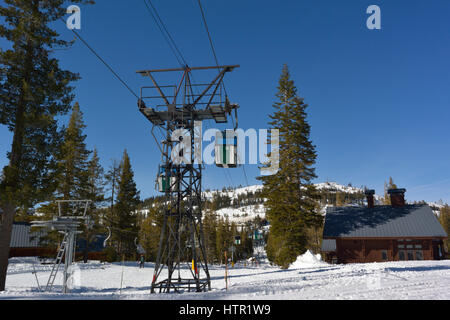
137, 65, 239, 293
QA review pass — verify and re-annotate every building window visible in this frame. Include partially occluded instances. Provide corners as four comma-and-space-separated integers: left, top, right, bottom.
415, 251, 423, 260
407, 251, 414, 261
381, 250, 388, 261
415, 244, 422, 249
399, 251, 406, 261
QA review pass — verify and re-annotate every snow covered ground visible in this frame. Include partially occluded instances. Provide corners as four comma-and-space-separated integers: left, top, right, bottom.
1, 254, 449, 300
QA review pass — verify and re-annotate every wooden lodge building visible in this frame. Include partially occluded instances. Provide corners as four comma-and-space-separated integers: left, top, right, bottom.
321, 188, 448, 264
9, 222, 107, 260
9, 222, 53, 258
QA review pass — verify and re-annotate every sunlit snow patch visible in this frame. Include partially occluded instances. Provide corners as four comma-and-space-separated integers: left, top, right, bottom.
289, 250, 328, 269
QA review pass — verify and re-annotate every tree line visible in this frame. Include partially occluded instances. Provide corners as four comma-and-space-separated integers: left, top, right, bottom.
0, 0, 96, 292
138, 206, 257, 265
28, 104, 140, 263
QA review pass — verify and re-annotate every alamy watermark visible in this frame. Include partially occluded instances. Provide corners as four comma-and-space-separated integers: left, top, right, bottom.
66, 5, 81, 30
170, 122, 279, 176
65, 4, 381, 31
367, 5, 381, 30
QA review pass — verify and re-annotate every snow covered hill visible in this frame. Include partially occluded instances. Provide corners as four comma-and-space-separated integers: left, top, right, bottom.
314, 181, 365, 194
203, 182, 445, 223
203, 182, 370, 224
204, 182, 368, 201
3, 256, 449, 300
203, 185, 263, 202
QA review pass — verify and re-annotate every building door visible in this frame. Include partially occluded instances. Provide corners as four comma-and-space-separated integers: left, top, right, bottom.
432, 240, 443, 260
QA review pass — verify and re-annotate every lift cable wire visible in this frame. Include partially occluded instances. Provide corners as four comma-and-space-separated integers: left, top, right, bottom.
146, 0, 188, 66
196, 0, 238, 188
143, 0, 204, 102
242, 164, 249, 186
61, 19, 139, 99
196, 0, 228, 98
143, 0, 187, 68
196, 0, 249, 187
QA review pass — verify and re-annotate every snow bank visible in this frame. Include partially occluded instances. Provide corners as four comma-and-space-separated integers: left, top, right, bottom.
289, 250, 328, 269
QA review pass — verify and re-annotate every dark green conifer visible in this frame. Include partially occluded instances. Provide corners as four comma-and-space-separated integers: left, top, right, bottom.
114, 150, 140, 259
0, 0, 94, 291
258, 65, 321, 269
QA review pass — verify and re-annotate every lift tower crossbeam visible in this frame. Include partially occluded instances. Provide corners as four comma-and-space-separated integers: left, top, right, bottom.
137, 65, 239, 293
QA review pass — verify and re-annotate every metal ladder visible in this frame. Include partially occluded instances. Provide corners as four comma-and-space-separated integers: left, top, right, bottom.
46, 233, 69, 291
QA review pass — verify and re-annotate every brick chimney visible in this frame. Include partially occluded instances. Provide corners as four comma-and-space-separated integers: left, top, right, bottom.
364, 189, 375, 208
388, 188, 406, 207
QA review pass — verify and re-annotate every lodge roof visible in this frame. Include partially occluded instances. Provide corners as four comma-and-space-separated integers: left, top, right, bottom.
10, 223, 48, 248
323, 204, 447, 239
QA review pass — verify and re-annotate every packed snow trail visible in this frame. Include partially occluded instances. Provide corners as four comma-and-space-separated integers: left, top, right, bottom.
1, 257, 449, 300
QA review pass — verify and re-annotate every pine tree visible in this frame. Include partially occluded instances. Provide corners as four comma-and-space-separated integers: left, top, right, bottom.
336, 191, 345, 207
114, 150, 140, 259
139, 205, 163, 262
34, 104, 100, 255
105, 160, 120, 228
84, 148, 106, 208
216, 217, 232, 264
383, 177, 397, 205
258, 65, 321, 269
0, 0, 94, 291
203, 209, 218, 264
57, 103, 92, 200
80, 148, 106, 262
439, 205, 450, 252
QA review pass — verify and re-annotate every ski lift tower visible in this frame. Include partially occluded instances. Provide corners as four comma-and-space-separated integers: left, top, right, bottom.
31, 200, 91, 294
137, 65, 239, 293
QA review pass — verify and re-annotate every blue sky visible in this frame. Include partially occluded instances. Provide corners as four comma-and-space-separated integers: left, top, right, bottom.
1, 0, 450, 203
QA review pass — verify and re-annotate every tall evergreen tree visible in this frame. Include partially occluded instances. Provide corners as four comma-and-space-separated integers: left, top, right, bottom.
57, 103, 92, 200
258, 65, 321, 269
113, 150, 140, 259
80, 148, 106, 262
104, 160, 120, 226
84, 148, 105, 207
35, 104, 103, 257
439, 205, 450, 252
0, 0, 93, 291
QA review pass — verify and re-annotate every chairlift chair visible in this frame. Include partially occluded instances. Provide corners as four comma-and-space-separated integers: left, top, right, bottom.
156, 166, 178, 193
134, 238, 146, 255
215, 130, 238, 168
103, 227, 111, 248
